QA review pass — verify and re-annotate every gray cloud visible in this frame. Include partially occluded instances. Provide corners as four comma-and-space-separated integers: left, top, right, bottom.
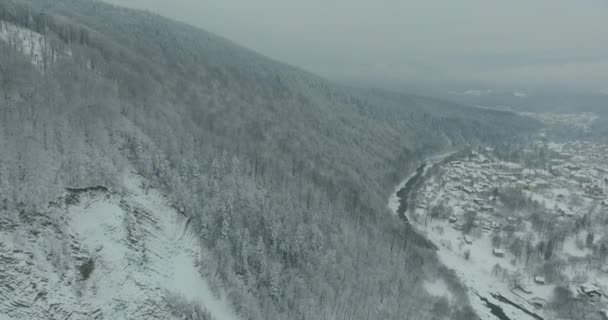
104, 0, 608, 91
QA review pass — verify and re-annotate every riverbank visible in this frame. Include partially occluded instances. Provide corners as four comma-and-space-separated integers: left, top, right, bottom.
388, 149, 548, 320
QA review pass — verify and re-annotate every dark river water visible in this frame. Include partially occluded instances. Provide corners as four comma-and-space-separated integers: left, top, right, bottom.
394, 162, 438, 250
479, 296, 512, 320
395, 162, 426, 220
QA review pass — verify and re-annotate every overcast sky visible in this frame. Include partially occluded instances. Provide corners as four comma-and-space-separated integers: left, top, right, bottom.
104, 0, 608, 92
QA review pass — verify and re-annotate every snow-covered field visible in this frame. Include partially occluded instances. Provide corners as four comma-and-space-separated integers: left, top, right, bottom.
0, 173, 238, 320
422, 221, 549, 320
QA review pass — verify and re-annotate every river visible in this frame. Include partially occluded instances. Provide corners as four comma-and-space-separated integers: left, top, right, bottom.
391, 151, 544, 320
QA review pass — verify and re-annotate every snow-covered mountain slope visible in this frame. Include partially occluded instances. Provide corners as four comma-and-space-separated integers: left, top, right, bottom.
0, 173, 238, 320
0, 20, 69, 71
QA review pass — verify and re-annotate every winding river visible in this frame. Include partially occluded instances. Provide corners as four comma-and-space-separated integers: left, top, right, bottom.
392, 152, 545, 320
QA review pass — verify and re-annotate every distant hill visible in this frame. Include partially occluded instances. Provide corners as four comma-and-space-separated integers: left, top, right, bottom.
0, 0, 537, 319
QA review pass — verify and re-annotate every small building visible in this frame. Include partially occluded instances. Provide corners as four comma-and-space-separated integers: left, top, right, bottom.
449, 216, 458, 223
534, 276, 546, 285
493, 248, 505, 257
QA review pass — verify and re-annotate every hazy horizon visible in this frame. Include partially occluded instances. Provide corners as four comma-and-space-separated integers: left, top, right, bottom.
104, 0, 608, 93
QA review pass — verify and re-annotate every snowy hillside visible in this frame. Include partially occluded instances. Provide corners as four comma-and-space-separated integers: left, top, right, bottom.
0, 20, 71, 71
0, 1, 540, 319
0, 173, 238, 320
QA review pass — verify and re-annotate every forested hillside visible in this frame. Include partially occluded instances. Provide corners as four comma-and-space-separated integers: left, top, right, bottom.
0, 0, 537, 319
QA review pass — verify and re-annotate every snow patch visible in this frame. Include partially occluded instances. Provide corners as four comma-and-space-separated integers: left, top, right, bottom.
0, 21, 47, 70
563, 236, 591, 258
0, 173, 239, 320
423, 279, 453, 302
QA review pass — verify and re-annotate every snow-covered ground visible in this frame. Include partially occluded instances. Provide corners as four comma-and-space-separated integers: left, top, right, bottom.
423, 278, 453, 302
0, 21, 47, 70
390, 151, 557, 319
422, 221, 549, 320
0, 173, 238, 320
0, 20, 73, 71
392, 140, 608, 319
563, 236, 592, 258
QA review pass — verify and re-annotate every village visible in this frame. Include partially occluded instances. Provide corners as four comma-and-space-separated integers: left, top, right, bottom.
409, 140, 608, 320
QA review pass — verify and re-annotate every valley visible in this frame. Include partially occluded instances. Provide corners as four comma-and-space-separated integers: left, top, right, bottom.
391, 114, 608, 320
1, 1, 606, 319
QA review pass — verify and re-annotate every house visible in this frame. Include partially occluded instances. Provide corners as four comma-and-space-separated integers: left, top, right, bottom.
534, 276, 546, 285
493, 248, 505, 257
449, 216, 458, 223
